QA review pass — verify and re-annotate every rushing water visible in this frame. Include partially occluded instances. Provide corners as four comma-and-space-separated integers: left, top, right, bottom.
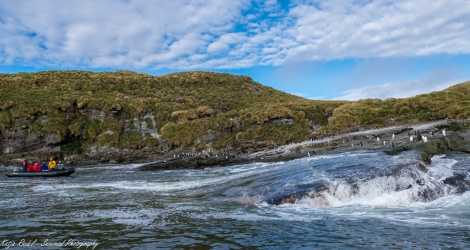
1, 150, 470, 249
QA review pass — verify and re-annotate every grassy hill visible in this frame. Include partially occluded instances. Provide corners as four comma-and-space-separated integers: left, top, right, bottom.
0, 70, 343, 156
324, 81, 470, 131
0, 70, 468, 159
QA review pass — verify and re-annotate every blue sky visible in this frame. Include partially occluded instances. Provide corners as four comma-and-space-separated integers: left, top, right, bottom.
1, 0, 470, 100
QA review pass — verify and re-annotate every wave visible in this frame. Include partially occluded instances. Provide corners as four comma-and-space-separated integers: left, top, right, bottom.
31, 161, 285, 195
265, 153, 470, 208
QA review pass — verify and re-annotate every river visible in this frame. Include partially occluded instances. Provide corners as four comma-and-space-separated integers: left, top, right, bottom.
1, 150, 470, 249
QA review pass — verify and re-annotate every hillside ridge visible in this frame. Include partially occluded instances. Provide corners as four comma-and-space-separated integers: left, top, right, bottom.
0, 70, 469, 165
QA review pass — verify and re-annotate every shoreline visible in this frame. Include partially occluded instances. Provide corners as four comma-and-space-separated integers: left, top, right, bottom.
138, 119, 469, 171
2, 119, 469, 169
246, 120, 451, 160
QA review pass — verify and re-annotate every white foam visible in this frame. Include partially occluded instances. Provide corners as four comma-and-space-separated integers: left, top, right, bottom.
427, 154, 458, 181
293, 160, 461, 208
303, 151, 379, 163
78, 163, 146, 171
228, 162, 273, 174
32, 161, 286, 194
296, 175, 418, 208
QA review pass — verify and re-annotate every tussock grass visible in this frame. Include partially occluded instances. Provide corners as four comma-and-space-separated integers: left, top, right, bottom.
0, 70, 468, 153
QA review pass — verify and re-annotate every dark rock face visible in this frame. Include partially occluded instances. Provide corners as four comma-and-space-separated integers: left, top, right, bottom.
0, 117, 58, 154
78, 109, 119, 121
443, 173, 470, 193
266, 183, 330, 205
448, 132, 470, 153
268, 193, 300, 205
137, 155, 234, 171
265, 118, 294, 125
63, 150, 152, 165
0, 108, 162, 164
385, 146, 406, 156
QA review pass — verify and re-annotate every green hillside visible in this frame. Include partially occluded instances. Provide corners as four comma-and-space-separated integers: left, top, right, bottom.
324, 81, 470, 131
0, 70, 343, 156
0, 70, 469, 159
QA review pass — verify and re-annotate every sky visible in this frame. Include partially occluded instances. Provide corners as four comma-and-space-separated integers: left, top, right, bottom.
1, 0, 470, 100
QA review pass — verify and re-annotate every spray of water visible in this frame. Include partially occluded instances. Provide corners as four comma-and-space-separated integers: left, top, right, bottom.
295, 155, 468, 208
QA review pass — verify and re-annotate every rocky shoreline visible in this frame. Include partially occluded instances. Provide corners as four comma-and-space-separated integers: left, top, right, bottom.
134, 119, 470, 171
1, 119, 469, 169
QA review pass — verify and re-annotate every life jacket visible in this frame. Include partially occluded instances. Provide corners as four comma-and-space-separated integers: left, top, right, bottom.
34, 163, 41, 172
27, 163, 33, 172
48, 160, 57, 169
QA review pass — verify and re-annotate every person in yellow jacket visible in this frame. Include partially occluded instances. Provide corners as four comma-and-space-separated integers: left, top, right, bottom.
48, 157, 57, 171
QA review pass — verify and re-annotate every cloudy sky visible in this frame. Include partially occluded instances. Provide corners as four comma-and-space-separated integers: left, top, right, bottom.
1, 0, 470, 100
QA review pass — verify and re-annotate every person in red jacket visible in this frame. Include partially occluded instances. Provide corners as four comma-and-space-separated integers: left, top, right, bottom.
34, 162, 41, 172
27, 162, 33, 172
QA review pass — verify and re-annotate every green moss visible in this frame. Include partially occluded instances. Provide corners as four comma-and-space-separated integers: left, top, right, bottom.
98, 131, 120, 147
421, 152, 432, 164
424, 139, 449, 155
171, 109, 198, 124
144, 117, 154, 129
196, 105, 215, 118
143, 134, 159, 148
212, 133, 236, 150
0, 110, 13, 128
119, 131, 145, 149
84, 120, 101, 141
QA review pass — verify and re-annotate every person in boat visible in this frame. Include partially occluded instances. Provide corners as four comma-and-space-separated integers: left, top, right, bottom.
57, 161, 64, 170
41, 161, 48, 171
48, 157, 57, 171
22, 159, 28, 172
34, 162, 42, 172
27, 162, 34, 172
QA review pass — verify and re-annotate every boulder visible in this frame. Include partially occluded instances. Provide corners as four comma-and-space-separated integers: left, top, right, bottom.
424, 138, 449, 155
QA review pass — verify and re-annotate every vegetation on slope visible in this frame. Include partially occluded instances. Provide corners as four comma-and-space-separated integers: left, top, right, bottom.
0, 70, 342, 155
0, 70, 469, 158
324, 81, 470, 131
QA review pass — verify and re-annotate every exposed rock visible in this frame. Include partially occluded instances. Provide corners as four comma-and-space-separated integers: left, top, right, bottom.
448, 132, 470, 153
424, 138, 449, 155
137, 155, 233, 171
0, 117, 58, 154
79, 109, 119, 121
385, 146, 407, 156
269, 193, 299, 205
421, 152, 432, 165
1, 118, 469, 168
267, 183, 330, 205
443, 173, 470, 193
265, 117, 294, 125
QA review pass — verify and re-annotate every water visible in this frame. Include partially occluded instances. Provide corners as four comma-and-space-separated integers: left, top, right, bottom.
1, 150, 470, 249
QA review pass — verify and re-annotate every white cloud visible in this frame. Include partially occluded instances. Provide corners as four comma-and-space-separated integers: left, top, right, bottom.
207, 33, 244, 54
334, 79, 456, 101
334, 66, 466, 100
285, 0, 470, 62
0, 0, 249, 68
0, 0, 469, 69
